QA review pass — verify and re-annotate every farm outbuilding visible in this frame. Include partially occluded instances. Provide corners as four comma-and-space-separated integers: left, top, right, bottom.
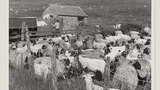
42, 4, 88, 31
9, 17, 37, 39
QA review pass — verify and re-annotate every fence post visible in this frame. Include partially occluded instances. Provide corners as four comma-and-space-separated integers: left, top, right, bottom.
51, 50, 58, 90
21, 22, 26, 41
25, 26, 31, 53
103, 57, 110, 90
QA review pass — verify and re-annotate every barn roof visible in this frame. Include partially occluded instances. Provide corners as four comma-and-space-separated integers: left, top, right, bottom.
43, 4, 88, 17
9, 17, 37, 29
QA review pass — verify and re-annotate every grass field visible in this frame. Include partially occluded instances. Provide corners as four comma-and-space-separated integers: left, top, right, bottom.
9, 0, 151, 26
9, 64, 151, 90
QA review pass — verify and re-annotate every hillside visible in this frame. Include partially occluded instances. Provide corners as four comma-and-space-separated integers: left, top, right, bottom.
9, 0, 151, 25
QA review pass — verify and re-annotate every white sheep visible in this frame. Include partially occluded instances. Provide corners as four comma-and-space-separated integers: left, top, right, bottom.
83, 73, 120, 90
117, 34, 131, 41
75, 40, 83, 48
126, 49, 142, 60
93, 41, 106, 50
78, 55, 105, 73
34, 63, 51, 80
34, 56, 68, 79
105, 46, 126, 62
82, 73, 104, 90
105, 36, 121, 43
134, 39, 147, 45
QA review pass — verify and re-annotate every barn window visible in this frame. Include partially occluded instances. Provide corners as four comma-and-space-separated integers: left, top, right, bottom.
78, 17, 84, 21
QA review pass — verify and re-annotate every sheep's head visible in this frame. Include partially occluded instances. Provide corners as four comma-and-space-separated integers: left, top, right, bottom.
42, 45, 47, 50
63, 58, 71, 69
121, 51, 128, 58
145, 39, 151, 45
11, 44, 17, 50
132, 61, 141, 70
82, 72, 95, 82
70, 50, 78, 57
143, 47, 150, 55
104, 48, 111, 55
115, 55, 121, 62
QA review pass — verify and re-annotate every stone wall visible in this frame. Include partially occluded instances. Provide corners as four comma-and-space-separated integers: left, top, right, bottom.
59, 16, 78, 30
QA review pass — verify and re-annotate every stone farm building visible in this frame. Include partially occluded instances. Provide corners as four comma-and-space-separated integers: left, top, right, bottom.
43, 4, 88, 31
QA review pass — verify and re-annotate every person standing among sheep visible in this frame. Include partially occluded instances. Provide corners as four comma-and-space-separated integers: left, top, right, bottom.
52, 20, 60, 37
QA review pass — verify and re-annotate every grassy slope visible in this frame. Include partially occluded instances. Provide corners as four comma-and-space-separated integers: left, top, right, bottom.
9, 0, 151, 26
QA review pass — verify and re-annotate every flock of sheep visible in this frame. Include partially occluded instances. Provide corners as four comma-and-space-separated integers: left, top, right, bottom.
9, 26, 151, 90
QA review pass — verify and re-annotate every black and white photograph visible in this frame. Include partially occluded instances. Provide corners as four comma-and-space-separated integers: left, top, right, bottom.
9, 0, 152, 90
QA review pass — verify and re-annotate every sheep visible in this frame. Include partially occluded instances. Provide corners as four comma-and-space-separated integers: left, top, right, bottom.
130, 34, 140, 39
133, 59, 151, 86
112, 61, 138, 90
143, 26, 151, 34
65, 42, 71, 50
105, 36, 121, 43
9, 50, 22, 68
65, 51, 75, 63
37, 21, 47, 27
109, 46, 126, 53
134, 39, 147, 45
117, 34, 131, 41
78, 55, 106, 73
16, 44, 44, 54
82, 72, 104, 90
75, 40, 83, 48
93, 41, 106, 50
33, 56, 69, 80
105, 46, 126, 62
43, 14, 50, 20
105, 52, 121, 62
99, 39, 110, 45
34, 62, 51, 80
9, 47, 32, 69
142, 47, 151, 60
83, 72, 120, 90
115, 31, 123, 35
126, 48, 142, 60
